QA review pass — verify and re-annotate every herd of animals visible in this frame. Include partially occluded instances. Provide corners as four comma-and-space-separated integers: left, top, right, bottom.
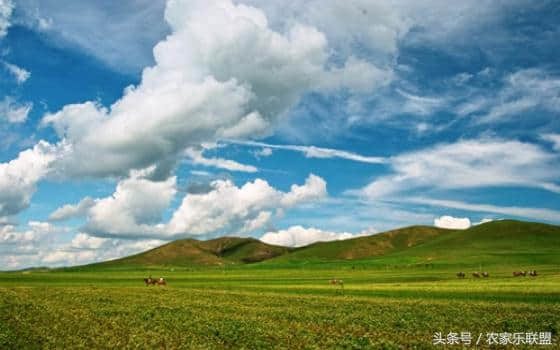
456, 270, 538, 278
144, 270, 538, 286
143, 276, 167, 286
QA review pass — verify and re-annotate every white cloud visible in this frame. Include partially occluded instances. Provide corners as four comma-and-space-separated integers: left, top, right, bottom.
84, 173, 177, 238
541, 134, 560, 151
353, 138, 560, 199
0, 97, 33, 123
0, 141, 58, 217
0, 0, 13, 37
32, 232, 165, 268
16, 0, 167, 74
473, 218, 493, 226
0, 220, 170, 269
49, 197, 95, 221
0, 221, 71, 268
466, 69, 560, 124
167, 174, 327, 236
395, 88, 447, 116
39, 0, 389, 180
42, 250, 96, 265
410, 197, 560, 223
280, 174, 327, 207
260, 225, 374, 247
433, 215, 470, 229
184, 147, 257, 173
70, 233, 106, 249
229, 140, 386, 164
252, 147, 272, 158
50, 172, 327, 239
2, 61, 31, 84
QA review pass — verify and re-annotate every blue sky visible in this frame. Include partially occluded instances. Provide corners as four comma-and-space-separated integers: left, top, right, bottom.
0, 0, 559, 269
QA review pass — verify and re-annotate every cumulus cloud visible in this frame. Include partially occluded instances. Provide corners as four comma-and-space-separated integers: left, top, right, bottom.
167, 174, 327, 236
0, 225, 166, 269
0, 97, 33, 123
0, 0, 13, 37
2, 61, 31, 84
352, 138, 560, 199
260, 225, 375, 247
433, 215, 471, 229
49, 197, 95, 221
0, 221, 70, 268
0, 141, 58, 217
40, 0, 388, 180
50, 173, 327, 239
84, 173, 177, 238
40, 234, 165, 267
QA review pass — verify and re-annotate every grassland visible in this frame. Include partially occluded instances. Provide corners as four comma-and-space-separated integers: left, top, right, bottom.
0, 220, 559, 349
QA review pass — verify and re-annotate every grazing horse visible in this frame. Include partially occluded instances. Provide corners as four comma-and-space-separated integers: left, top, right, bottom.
472, 272, 481, 278
513, 271, 527, 277
482, 272, 489, 278
529, 270, 538, 277
329, 279, 344, 291
456, 272, 465, 278
144, 276, 156, 286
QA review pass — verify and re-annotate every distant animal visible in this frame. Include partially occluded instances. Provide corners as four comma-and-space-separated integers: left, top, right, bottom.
529, 270, 538, 277
157, 277, 167, 286
482, 272, 489, 278
456, 272, 465, 278
329, 279, 344, 289
144, 276, 156, 286
472, 272, 481, 278
513, 271, 527, 277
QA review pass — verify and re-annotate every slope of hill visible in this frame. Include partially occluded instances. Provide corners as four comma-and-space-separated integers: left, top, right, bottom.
268, 225, 452, 262
383, 220, 560, 267
92, 237, 290, 268
78, 220, 560, 269
264, 220, 560, 268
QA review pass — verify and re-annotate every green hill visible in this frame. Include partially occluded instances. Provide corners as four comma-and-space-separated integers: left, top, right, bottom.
269, 225, 452, 262
92, 237, 291, 268
265, 220, 560, 268
381, 220, 560, 267
80, 220, 560, 269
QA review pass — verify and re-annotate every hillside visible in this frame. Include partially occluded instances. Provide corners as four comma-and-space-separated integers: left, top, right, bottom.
80, 220, 560, 269
382, 220, 560, 267
268, 225, 452, 262
265, 220, 560, 268
92, 237, 290, 268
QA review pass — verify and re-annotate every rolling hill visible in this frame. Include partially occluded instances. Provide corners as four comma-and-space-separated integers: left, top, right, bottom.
91, 237, 291, 268
81, 220, 560, 269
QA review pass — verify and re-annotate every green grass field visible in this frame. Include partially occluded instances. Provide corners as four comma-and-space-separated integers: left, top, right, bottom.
1, 266, 559, 349
1, 221, 559, 349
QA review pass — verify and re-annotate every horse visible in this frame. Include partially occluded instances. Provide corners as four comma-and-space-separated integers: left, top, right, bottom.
472, 272, 481, 278
482, 272, 489, 278
143, 276, 156, 286
329, 279, 344, 291
456, 272, 465, 278
513, 271, 527, 277
529, 270, 538, 277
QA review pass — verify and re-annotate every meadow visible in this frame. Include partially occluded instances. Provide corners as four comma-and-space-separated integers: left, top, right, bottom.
1, 264, 559, 349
